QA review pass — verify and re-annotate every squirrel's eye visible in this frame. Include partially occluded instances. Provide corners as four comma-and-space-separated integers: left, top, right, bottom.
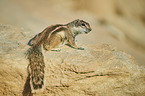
81, 23, 85, 26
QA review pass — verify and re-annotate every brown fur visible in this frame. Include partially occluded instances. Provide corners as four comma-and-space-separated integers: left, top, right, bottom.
25, 19, 91, 94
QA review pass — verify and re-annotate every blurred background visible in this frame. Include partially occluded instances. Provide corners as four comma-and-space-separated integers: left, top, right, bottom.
0, 0, 145, 66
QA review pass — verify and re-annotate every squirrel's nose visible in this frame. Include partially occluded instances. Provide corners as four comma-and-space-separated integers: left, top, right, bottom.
89, 28, 92, 31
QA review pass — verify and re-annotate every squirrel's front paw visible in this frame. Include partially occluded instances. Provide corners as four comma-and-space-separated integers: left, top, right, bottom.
51, 48, 61, 52
77, 47, 84, 50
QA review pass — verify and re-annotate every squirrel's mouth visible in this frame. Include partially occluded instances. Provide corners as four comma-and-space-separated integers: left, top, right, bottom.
84, 31, 89, 34
84, 28, 92, 34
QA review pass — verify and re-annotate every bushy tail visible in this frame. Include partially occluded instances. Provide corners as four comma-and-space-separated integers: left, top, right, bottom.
27, 45, 45, 93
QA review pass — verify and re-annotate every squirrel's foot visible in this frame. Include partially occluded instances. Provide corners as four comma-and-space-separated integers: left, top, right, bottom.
51, 48, 61, 52
77, 47, 84, 50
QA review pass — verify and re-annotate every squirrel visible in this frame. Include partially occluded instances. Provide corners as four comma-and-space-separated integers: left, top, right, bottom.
26, 19, 92, 93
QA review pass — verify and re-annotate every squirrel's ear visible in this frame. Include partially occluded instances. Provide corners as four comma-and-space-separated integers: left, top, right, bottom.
75, 19, 79, 23
74, 19, 79, 26
75, 19, 79, 22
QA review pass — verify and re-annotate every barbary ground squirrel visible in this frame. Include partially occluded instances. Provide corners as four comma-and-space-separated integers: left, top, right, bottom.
26, 19, 92, 93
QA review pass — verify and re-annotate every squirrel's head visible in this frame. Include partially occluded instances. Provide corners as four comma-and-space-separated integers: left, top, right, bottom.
68, 19, 92, 35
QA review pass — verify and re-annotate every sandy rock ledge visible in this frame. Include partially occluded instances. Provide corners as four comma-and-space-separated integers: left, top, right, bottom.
0, 25, 145, 96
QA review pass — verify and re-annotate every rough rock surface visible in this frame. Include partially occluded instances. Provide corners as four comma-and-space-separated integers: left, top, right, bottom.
0, 25, 145, 96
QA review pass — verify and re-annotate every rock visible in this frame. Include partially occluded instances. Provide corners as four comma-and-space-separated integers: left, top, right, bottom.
0, 25, 145, 96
